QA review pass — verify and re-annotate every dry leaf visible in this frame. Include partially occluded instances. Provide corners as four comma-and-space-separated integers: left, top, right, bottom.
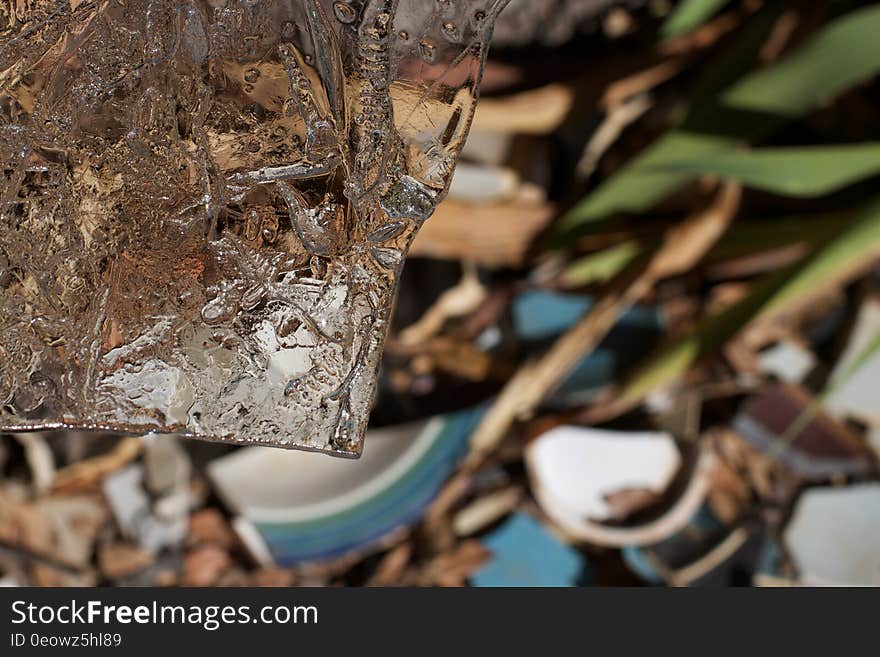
411, 188, 554, 267
52, 438, 143, 493
472, 84, 574, 135
467, 182, 741, 468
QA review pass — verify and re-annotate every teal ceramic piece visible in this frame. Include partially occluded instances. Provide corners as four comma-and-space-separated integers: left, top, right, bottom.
209, 408, 483, 565
472, 512, 587, 587
512, 290, 664, 402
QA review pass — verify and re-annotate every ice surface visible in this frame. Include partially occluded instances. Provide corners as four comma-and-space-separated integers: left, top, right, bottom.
0, 0, 508, 456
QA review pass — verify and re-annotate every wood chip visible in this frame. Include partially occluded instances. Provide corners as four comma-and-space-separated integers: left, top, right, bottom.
52, 437, 143, 494
398, 266, 487, 346
419, 540, 491, 587
30, 562, 96, 587
0, 489, 106, 569
452, 487, 522, 537
14, 433, 55, 496
181, 545, 231, 587
0, 489, 54, 560
251, 568, 296, 587
187, 508, 236, 549
472, 83, 574, 135
600, 59, 683, 111
411, 188, 554, 267
367, 542, 413, 587
577, 94, 652, 180
98, 543, 155, 580
660, 11, 743, 55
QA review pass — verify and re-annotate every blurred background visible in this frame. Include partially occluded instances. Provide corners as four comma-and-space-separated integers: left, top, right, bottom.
3, 0, 880, 587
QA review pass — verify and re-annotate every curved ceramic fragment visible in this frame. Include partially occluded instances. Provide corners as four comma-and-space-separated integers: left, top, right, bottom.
527, 426, 682, 521
208, 408, 482, 564
526, 425, 716, 547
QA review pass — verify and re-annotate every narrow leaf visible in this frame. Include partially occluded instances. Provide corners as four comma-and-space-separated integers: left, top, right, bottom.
555, 5, 880, 238
653, 143, 880, 197
661, 0, 730, 38
723, 6, 880, 117
608, 196, 880, 413
561, 240, 643, 287
562, 213, 848, 288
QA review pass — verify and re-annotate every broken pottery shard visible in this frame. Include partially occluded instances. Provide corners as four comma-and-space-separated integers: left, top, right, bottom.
526, 425, 681, 522
784, 484, 880, 586
471, 512, 586, 587
207, 408, 480, 564
0, 0, 508, 456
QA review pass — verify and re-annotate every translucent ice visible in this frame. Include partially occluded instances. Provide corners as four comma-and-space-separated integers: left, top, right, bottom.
0, 0, 508, 456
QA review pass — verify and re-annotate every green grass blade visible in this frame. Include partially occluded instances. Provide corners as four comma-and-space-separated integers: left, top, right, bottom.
555, 132, 735, 234
661, 0, 730, 38
723, 6, 880, 117
562, 213, 849, 288
554, 5, 880, 240
652, 143, 880, 197
612, 196, 880, 410
561, 240, 643, 287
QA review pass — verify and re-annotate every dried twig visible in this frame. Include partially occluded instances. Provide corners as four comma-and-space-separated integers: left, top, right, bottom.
397, 263, 486, 346
466, 183, 742, 468
51, 437, 143, 493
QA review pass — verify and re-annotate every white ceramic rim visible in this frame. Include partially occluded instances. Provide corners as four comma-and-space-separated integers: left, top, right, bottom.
215, 417, 443, 524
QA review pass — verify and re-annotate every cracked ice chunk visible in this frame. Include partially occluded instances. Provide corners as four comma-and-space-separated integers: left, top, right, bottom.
0, 0, 509, 456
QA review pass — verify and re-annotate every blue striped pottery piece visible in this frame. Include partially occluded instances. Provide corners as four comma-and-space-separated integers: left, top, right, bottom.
209, 407, 483, 565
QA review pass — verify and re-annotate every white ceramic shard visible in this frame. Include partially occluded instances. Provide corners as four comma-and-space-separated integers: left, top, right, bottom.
526, 425, 682, 522
527, 427, 715, 548
785, 484, 880, 586
447, 163, 519, 204
757, 341, 816, 383
209, 421, 431, 523
826, 299, 880, 427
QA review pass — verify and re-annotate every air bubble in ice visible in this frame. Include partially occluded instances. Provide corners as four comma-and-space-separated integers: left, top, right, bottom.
368, 221, 407, 242
371, 247, 402, 270
380, 176, 436, 221
442, 22, 459, 41
418, 38, 437, 63
332, 2, 358, 24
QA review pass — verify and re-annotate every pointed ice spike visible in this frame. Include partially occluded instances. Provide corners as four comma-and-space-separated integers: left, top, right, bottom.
351, 0, 398, 189
278, 42, 338, 160
303, 0, 346, 126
